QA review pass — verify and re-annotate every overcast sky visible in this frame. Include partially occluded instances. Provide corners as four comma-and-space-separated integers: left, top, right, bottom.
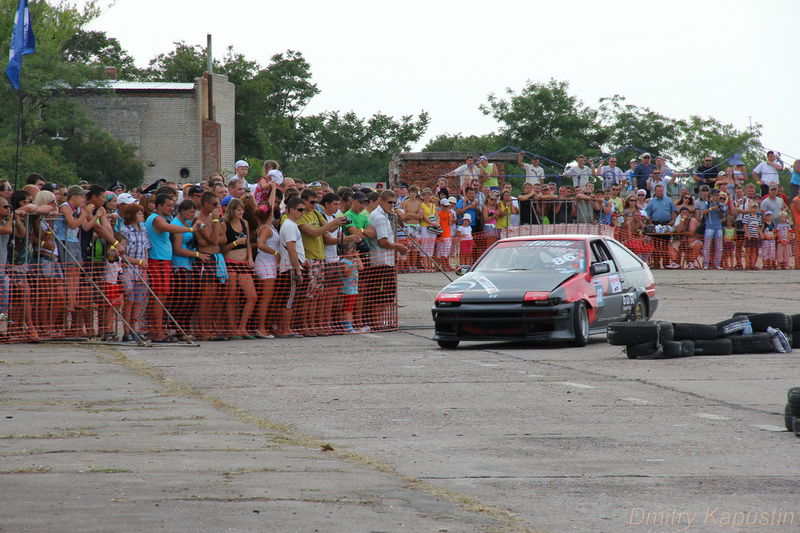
84, 0, 799, 162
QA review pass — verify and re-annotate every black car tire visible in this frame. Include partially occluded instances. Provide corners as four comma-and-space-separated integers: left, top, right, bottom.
437, 339, 459, 349
716, 316, 751, 337
732, 312, 753, 318
791, 334, 800, 349
661, 340, 685, 358
693, 338, 733, 356
625, 341, 658, 359
794, 416, 800, 437
789, 388, 800, 417
571, 302, 590, 347
729, 332, 773, 354
786, 403, 794, 432
607, 321, 671, 346
791, 314, 800, 329
747, 312, 791, 333
680, 340, 695, 357
629, 296, 649, 322
673, 323, 719, 341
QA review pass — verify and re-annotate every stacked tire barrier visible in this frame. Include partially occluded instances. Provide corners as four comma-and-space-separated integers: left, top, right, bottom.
785, 387, 800, 436
607, 312, 797, 359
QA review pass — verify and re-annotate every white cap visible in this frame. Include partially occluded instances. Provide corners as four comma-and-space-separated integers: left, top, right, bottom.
234, 160, 249, 168
267, 169, 284, 185
462, 213, 472, 221
637, 189, 647, 195
448, 196, 457, 204
117, 193, 136, 205
440, 198, 451, 206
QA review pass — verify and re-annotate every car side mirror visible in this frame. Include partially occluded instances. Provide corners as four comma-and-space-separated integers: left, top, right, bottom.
590, 262, 610, 276
455, 265, 470, 276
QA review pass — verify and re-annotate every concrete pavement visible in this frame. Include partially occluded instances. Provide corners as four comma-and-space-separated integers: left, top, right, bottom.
1, 270, 798, 532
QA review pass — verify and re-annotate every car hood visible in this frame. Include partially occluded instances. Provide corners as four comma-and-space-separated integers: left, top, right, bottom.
441, 270, 577, 302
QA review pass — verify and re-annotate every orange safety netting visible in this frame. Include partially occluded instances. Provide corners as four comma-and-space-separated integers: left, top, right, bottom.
0, 246, 398, 344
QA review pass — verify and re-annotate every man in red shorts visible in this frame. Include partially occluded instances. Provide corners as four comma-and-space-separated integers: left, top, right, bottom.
144, 193, 194, 342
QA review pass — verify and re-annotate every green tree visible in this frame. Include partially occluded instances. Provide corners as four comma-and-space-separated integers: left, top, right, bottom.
674, 116, 762, 169
0, 0, 143, 187
481, 79, 607, 166
62, 29, 142, 80
291, 111, 429, 186
422, 132, 504, 154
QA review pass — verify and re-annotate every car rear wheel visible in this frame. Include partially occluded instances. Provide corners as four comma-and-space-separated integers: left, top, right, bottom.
630, 297, 648, 322
437, 339, 459, 349
571, 302, 590, 347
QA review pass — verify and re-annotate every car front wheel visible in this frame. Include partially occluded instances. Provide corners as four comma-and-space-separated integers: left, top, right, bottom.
571, 302, 590, 347
437, 339, 459, 349
630, 297, 648, 322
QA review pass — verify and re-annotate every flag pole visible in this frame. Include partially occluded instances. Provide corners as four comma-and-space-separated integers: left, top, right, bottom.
12, 80, 22, 190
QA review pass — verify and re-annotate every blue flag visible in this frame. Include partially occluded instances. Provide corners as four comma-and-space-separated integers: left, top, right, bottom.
5, 0, 36, 91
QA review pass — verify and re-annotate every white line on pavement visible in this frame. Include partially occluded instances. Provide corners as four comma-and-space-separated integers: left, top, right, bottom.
693, 413, 732, 420
750, 424, 787, 432
620, 397, 653, 405
554, 382, 596, 389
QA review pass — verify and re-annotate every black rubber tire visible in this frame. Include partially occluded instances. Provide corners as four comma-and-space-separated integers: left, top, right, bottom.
789, 388, 800, 416
786, 404, 794, 432
791, 334, 800, 349
693, 338, 733, 356
791, 314, 800, 329
747, 312, 791, 333
673, 323, 719, 341
729, 332, 773, 354
679, 340, 695, 357
662, 340, 684, 358
437, 339, 459, 349
625, 341, 658, 359
732, 312, 753, 318
607, 321, 672, 346
716, 316, 751, 337
628, 296, 649, 322
571, 302, 590, 347
794, 416, 800, 437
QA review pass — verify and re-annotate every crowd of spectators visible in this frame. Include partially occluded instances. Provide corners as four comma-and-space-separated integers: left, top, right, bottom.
2, 149, 799, 342
0, 162, 405, 342
395, 150, 800, 272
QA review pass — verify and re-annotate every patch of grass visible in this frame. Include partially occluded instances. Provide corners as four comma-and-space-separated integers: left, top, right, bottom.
1, 465, 52, 473
87, 466, 133, 474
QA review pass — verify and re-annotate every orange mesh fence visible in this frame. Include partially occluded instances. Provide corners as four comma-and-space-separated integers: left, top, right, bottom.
1, 216, 398, 343
396, 222, 798, 273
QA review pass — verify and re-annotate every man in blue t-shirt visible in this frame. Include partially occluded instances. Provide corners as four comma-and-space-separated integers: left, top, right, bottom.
633, 153, 655, 193
456, 186, 480, 230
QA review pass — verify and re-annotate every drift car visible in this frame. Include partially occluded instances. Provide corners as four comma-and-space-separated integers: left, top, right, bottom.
432, 235, 657, 348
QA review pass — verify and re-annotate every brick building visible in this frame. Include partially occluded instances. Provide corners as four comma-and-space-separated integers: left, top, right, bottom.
69, 73, 235, 185
389, 151, 519, 192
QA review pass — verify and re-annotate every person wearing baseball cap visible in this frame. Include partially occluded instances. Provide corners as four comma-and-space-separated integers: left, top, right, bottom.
231, 160, 251, 190
456, 212, 474, 264
633, 153, 655, 193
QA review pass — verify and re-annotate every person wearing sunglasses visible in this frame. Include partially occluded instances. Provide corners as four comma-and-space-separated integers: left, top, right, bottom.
366, 190, 407, 330
275, 196, 308, 338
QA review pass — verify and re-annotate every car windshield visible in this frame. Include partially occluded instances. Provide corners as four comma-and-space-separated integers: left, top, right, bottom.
473, 240, 587, 274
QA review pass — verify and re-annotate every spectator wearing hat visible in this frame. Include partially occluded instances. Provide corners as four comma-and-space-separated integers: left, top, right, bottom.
231, 160, 251, 189
633, 153, 655, 193
456, 213, 474, 264
760, 185, 786, 218
517, 152, 545, 185
752, 151, 784, 197
477, 156, 500, 191
110, 181, 125, 194
436, 197, 455, 268
186, 185, 205, 209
